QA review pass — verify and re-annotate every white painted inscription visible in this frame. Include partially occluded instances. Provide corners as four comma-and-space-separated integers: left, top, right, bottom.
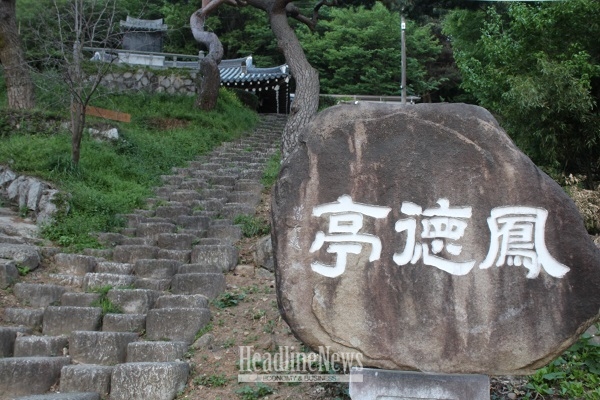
394, 199, 476, 276
310, 195, 570, 279
309, 195, 392, 278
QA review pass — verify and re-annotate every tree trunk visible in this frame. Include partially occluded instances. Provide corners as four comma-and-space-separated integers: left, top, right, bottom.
0, 0, 35, 109
269, 8, 320, 161
70, 40, 85, 166
191, 8, 224, 111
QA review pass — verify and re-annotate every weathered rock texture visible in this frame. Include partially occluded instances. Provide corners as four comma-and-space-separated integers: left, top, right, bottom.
272, 103, 600, 375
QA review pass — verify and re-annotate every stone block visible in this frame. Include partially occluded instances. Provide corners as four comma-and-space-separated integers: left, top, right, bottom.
145, 308, 211, 344
60, 292, 101, 307
69, 331, 138, 365
0, 326, 31, 357
254, 235, 274, 272
134, 259, 180, 279
82, 273, 136, 291
95, 261, 134, 275
4, 308, 44, 330
126, 341, 187, 362
110, 362, 189, 400
11, 393, 100, 400
206, 224, 243, 244
14, 283, 68, 307
349, 368, 490, 400
156, 249, 191, 263
134, 277, 172, 291
154, 205, 192, 219
177, 263, 221, 274
0, 244, 41, 271
42, 306, 102, 336
135, 222, 176, 239
0, 357, 70, 397
170, 273, 225, 299
112, 245, 159, 264
60, 364, 113, 397
0, 259, 19, 288
154, 294, 209, 309
175, 215, 210, 231
14, 335, 68, 357
191, 245, 238, 272
53, 253, 97, 275
156, 233, 199, 250
107, 289, 160, 314
47, 273, 83, 287
102, 313, 146, 333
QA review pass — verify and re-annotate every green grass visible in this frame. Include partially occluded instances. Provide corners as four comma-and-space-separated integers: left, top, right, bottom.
0, 72, 258, 251
261, 150, 281, 188
233, 214, 270, 237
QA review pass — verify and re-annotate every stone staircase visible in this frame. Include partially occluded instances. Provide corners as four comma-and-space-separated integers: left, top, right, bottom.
0, 114, 287, 400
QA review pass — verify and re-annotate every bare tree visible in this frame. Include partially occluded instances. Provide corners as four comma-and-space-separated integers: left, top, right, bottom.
0, 0, 35, 109
191, 0, 332, 160
51, 0, 119, 165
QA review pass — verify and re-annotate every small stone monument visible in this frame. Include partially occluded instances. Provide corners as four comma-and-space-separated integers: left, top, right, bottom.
271, 103, 600, 382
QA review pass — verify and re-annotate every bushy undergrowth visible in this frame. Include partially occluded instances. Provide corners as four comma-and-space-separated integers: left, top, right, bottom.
0, 74, 258, 250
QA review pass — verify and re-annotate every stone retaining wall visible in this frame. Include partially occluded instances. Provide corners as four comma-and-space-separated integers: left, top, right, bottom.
92, 69, 198, 96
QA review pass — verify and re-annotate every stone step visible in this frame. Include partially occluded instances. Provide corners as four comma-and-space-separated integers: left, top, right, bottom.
69, 331, 138, 365
12, 393, 101, 400
167, 191, 203, 204
102, 313, 146, 333
52, 253, 98, 276
14, 283, 70, 308
227, 191, 262, 207
207, 224, 243, 244
42, 306, 102, 336
109, 362, 189, 400
154, 294, 209, 309
133, 259, 180, 279
14, 335, 68, 357
96, 261, 134, 275
155, 249, 191, 264
135, 222, 177, 240
112, 245, 160, 264
47, 273, 83, 287
177, 264, 221, 274
59, 365, 113, 399
82, 273, 136, 291
145, 308, 211, 344
3, 308, 44, 330
170, 273, 226, 299
0, 356, 71, 398
154, 205, 192, 219
190, 244, 238, 272
126, 341, 187, 362
179, 178, 208, 190
0, 326, 32, 357
0, 259, 19, 289
107, 288, 161, 314
60, 292, 101, 307
134, 277, 172, 291
156, 232, 199, 250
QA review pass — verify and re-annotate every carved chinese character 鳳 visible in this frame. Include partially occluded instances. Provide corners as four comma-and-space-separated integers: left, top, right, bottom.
310, 195, 392, 277
480, 206, 570, 278
393, 198, 476, 275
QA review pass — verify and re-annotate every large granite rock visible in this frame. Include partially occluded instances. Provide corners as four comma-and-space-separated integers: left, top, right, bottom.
272, 103, 600, 375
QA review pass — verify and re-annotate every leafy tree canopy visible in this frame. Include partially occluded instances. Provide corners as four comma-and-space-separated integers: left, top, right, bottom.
296, 2, 443, 97
443, 0, 600, 185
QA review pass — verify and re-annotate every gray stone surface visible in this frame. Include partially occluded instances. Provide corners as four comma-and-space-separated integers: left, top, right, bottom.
0, 357, 70, 397
107, 289, 160, 314
110, 362, 189, 400
349, 368, 490, 400
272, 102, 600, 375
42, 306, 102, 336
14, 283, 68, 307
254, 235, 274, 272
154, 294, 209, 309
0, 244, 41, 271
14, 335, 68, 357
13, 392, 100, 400
145, 308, 211, 344
60, 292, 101, 307
0, 326, 31, 357
112, 245, 159, 264
0, 259, 19, 288
3, 308, 44, 330
69, 331, 138, 365
59, 364, 113, 397
53, 253, 97, 276
170, 273, 225, 299
102, 313, 146, 333
126, 341, 187, 362
190, 245, 238, 272
82, 273, 136, 291
133, 259, 180, 279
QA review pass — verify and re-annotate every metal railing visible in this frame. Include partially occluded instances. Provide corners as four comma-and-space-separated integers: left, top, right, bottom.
320, 94, 421, 104
83, 47, 204, 69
